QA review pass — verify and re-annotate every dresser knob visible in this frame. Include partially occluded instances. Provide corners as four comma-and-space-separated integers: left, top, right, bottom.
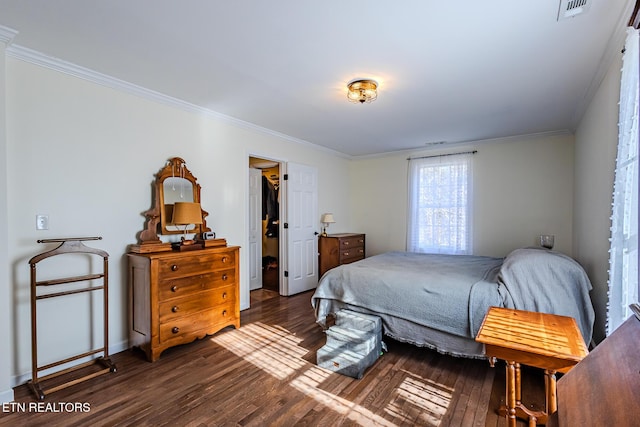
344, 241, 350, 246
221, 256, 228, 263
171, 264, 179, 271
222, 292, 227, 299
171, 285, 178, 292
222, 310, 227, 317
172, 306, 179, 313
222, 274, 228, 281
172, 327, 180, 334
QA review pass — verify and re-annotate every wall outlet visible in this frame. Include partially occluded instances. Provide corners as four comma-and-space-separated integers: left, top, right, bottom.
36, 214, 49, 230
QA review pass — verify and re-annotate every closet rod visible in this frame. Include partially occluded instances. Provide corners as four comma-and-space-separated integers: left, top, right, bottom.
407, 150, 477, 161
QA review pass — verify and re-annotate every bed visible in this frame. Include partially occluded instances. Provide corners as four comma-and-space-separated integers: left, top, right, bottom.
311, 247, 595, 358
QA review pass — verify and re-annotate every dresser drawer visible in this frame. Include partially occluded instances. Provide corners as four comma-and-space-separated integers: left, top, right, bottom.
159, 267, 235, 301
159, 302, 236, 343
158, 251, 236, 279
159, 285, 236, 322
339, 235, 365, 250
339, 247, 365, 263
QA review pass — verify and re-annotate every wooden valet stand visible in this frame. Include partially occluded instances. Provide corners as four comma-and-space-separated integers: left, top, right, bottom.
28, 237, 116, 400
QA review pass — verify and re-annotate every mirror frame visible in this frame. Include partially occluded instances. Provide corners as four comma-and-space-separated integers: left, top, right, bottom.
137, 157, 210, 247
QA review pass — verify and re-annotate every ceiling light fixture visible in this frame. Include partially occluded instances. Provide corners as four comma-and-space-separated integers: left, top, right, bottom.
347, 79, 378, 104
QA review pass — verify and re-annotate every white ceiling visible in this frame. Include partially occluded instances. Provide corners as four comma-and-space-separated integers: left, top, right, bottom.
0, 1, 634, 156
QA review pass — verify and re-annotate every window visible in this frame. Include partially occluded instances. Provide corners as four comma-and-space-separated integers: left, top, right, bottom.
407, 153, 473, 255
607, 27, 639, 335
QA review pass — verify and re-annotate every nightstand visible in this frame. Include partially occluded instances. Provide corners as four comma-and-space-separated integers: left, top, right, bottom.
318, 233, 365, 277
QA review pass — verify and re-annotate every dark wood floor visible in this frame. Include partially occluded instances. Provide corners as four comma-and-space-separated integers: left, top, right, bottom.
4, 289, 545, 426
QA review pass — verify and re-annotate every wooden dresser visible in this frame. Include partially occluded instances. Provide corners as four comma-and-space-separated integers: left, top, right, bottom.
128, 245, 240, 362
318, 233, 365, 277
548, 315, 640, 427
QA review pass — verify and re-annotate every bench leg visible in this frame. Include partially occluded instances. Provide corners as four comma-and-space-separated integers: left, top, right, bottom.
499, 361, 549, 426
506, 361, 518, 427
545, 369, 558, 415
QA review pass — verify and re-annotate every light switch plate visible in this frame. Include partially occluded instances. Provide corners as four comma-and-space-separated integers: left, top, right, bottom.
36, 214, 49, 230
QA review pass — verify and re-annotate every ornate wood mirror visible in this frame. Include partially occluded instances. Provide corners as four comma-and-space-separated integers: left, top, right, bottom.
134, 157, 210, 252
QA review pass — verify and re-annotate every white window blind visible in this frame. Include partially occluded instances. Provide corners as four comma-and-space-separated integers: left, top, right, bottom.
407, 153, 473, 255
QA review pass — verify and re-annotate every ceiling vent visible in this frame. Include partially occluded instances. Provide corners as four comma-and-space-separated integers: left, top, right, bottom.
557, 0, 591, 21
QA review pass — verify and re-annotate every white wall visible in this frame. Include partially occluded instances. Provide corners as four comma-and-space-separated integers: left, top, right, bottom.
0, 35, 14, 403
573, 50, 622, 343
5, 58, 352, 385
349, 134, 575, 258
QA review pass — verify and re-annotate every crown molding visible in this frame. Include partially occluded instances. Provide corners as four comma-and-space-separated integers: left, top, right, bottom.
0, 43, 584, 162
5, 44, 349, 159
0, 25, 18, 45
351, 130, 573, 160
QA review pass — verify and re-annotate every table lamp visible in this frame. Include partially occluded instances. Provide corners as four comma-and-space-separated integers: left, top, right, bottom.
320, 213, 335, 236
172, 202, 203, 246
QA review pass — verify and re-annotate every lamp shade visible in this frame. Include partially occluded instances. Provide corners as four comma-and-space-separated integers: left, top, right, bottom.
321, 213, 335, 224
172, 202, 203, 225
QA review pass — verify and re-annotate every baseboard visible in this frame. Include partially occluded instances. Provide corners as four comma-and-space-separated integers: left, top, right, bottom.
0, 387, 15, 403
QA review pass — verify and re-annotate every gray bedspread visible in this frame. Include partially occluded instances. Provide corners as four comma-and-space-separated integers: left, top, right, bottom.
312, 248, 595, 356
494, 247, 595, 344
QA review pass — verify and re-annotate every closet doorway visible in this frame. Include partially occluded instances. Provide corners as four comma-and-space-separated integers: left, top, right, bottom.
249, 157, 281, 293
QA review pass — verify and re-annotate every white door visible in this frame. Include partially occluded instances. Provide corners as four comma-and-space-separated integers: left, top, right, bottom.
283, 162, 319, 296
248, 167, 262, 290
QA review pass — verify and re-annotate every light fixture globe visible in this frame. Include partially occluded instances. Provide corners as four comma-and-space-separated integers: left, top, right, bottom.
347, 79, 378, 104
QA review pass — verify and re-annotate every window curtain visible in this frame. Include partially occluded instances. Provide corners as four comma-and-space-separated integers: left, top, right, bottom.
407, 153, 473, 255
607, 27, 639, 335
